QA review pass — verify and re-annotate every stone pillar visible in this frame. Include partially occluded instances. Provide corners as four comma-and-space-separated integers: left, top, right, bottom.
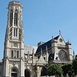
19, 50, 24, 77
20, 57, 24, 77
36, 66, 42, 77
3, 58, 9, 77
67, 42, 73, 61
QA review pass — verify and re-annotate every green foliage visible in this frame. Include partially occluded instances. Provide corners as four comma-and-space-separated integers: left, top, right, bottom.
62, 63, 73, 76
47, 64, 62, 76
72, 57, 77, 75
47, 57, 77, 76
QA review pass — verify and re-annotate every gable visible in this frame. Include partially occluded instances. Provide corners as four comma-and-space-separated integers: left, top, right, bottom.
57, 35, 66, 45
37, 55, 46, 64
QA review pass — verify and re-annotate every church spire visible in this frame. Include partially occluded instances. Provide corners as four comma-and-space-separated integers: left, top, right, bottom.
32, 48, 34, 56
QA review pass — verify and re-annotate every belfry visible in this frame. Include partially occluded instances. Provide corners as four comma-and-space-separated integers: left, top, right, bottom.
3, 1, 24, 77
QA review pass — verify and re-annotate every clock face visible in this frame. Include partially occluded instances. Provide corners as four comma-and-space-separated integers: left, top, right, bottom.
58, 50, 67, 61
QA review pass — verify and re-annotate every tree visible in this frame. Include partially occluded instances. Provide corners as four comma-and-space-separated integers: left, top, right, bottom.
47, 64, 62, 77
62, 63, 73, 77
72, 57, 77, 75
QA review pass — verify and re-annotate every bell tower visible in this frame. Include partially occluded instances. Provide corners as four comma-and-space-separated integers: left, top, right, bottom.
3, 1, 24, 77
4, 0, 24, 59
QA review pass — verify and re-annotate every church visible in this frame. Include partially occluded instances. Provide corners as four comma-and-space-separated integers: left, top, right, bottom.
0, 0, 73, 77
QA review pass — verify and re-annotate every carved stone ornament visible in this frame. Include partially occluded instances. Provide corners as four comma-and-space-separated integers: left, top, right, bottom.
13, 62, 16, 66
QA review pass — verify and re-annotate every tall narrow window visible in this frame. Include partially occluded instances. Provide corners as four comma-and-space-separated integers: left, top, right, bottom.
14, 9, 18, 26
14, 28, 17, 37
19, 29, 21, 39
14, 28, 15, 36
17, 51, 19, 58
10, 9, 13, 26
16, 28, 17, 37
11, 50, 13, 58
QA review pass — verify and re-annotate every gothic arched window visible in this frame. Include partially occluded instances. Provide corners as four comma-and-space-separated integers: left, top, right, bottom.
14, 9, 18, 26
10, 9, 13, 26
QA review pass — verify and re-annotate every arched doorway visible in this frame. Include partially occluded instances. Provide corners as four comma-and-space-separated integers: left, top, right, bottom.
11, 67, 18, 77
25, 69, 30, 77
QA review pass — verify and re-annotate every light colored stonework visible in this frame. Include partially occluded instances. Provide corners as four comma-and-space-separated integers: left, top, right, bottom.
0, 1, 73, 77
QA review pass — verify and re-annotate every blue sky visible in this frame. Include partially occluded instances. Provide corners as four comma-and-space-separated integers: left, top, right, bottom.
0, 0, 77, 59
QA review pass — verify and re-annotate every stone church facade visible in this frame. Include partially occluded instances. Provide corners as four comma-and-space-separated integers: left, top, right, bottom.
0, 1, 73, 77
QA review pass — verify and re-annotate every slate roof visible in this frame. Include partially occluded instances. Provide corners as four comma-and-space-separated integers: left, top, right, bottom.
54, 35, 59, 40
24, 45, 37, 54
36, 35, 59, 54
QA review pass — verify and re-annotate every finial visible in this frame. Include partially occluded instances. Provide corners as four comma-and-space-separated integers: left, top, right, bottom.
27, 51, 30, 59
73, 50, 75, 55
46, 46, 48, 51
32, 48, 34, 54
68, 39, 69, 42
73, 50, 75, 59
59, 30, 61, 35
52, 36, 54, 39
